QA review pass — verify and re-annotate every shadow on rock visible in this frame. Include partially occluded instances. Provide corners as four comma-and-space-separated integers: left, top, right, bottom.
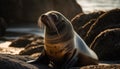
90, 28, 120, 60
0, 54, 52, 69
9, 34, 44, 48
85, 9, 120, 45
71, 11, 104, 39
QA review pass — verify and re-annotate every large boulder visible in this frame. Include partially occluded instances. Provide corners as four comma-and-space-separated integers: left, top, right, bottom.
90, 28, 120, 60
0, 54, 52, 69
52, 0, 83, 20
0, 0, 82, 23
71, 11, 104, 39
77, 19, 96, 39
85, 9, 120, 45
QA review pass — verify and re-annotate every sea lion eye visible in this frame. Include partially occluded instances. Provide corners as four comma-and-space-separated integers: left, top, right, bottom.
51, 13, 58, 22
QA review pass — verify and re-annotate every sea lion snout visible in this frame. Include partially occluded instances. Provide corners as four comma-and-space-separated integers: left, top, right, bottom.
40, 14, 49, 27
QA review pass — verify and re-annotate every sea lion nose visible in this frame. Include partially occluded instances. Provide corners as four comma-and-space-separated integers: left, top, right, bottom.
41, 14, 48, 22
41, 14, 49, 27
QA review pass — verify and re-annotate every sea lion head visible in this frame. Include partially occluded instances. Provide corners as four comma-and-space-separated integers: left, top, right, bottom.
39, 11, 74, 42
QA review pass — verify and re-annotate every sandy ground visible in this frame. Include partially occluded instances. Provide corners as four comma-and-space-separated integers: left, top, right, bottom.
0, 41, 24, 54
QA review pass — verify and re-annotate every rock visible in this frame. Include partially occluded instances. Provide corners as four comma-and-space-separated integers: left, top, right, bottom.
0, 17, 7, 36
0, 54, 52, 69
71, 11, 104, 36
0, 0, 82, 23
78, 19, 96, 39
52, 0, 83, 20
9, 38, 32, 47
25, 38, 44, 49
80, 64, 120, 69
2, 54, 120, 69
19, 45, 43, 55
19, 34, 44, 55
85, 9, 120, 45
9, 34, 43, 47
90, 28, 120, 60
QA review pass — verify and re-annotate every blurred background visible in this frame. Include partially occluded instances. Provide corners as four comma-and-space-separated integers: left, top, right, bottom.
0, 0, 120, 38
77, 0, 120, 13
0, 0, 120, 57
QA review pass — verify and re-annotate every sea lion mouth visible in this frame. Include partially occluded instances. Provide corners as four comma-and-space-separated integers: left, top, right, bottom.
40, 12, 61, 36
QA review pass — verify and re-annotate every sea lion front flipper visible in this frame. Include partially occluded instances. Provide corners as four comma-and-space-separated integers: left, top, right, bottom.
27, 50, 50, 65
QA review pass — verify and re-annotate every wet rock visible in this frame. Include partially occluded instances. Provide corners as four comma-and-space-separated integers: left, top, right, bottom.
19, 34, 44, 55
90, 28, 120, 60
1, 54, 120, 69
78, 19, 96, 39
0, 54, 52, 69
9, 34, 44, 47
9, 38, 32, 47
81, 64, 120, 69
85, 9, 120, 45
19, 45, 43, 55
0, 54, 37, 69
71, 11, 104, 36
0, 17, 7, 36
25, 38, 44, 49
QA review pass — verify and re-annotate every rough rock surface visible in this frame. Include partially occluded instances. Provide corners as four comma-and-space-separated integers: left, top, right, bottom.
71, 11, 104, 36
0, 54, 52, 69
9, 34, 43, 47
80, 64, 120, 69
90, 28, 120, 60
1, 54, 120, 69
85, 9, 120, 45
78, 19, 96, 39
19, 45, 43, 55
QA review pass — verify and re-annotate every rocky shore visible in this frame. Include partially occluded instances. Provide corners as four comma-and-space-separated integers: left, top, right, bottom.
0, 0, 120, 68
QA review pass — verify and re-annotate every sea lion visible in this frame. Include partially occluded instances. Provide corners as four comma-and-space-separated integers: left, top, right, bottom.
28, 11, 98, 69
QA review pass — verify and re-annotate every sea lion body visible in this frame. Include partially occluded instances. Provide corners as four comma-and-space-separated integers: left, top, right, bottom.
28, 11, 98, 69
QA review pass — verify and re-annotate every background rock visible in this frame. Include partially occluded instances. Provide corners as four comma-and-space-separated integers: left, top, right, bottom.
0, 0, 82, 24
19, 45, 43, 55
0, 17, 7, 36
9, 34, 43, 47
85, 9, 120, 45
78, 19, 96, 39
90, 28, 120, 60
71, 11, 104, 39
